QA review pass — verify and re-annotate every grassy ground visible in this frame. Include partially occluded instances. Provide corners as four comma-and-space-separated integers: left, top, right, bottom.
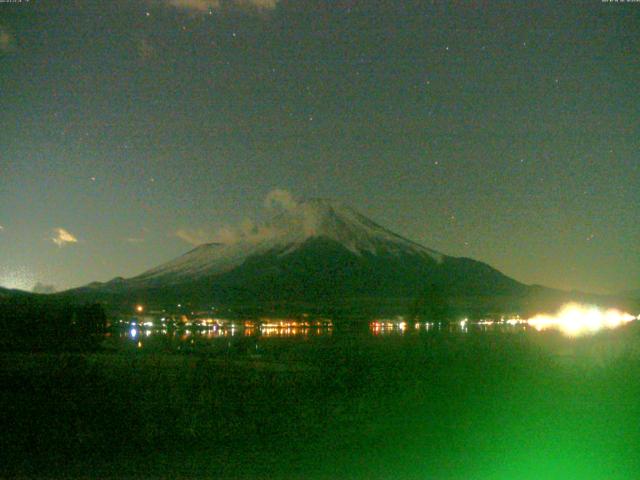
2, 325, 640, 479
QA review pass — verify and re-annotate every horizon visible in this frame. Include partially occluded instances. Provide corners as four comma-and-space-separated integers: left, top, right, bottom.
2, 189, 640, 295
3, 191, 638, 299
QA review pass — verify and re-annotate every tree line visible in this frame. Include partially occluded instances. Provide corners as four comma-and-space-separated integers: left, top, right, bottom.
0, 294, 106, 352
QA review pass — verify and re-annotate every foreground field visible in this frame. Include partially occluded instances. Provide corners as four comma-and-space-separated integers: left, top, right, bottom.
2, 326, 640, 479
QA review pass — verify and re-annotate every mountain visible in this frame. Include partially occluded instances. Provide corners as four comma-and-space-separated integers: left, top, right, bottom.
65, 199, 532, 315
0, 287, 32, 299
130, 198, 445, 287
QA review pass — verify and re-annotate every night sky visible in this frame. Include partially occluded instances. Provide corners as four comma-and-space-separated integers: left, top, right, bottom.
0, 0, 638, 294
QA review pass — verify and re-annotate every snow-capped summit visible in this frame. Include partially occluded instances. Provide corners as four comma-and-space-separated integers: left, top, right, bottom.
262, 198, 443, 258
132, 198, 443, 285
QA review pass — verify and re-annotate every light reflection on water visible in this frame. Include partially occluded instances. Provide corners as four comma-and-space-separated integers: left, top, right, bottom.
114, 323, 336, 349
368, 318, 530, 336
114, 319, 527, 347
111, 304, 638, 351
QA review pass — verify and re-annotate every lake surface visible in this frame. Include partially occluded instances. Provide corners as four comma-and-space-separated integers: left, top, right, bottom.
2, 319, 640, 479
104, 316, 639, 362
106, 318, 532, 351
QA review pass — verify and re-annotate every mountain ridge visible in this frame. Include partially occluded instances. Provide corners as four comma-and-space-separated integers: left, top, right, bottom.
60, 198, 635, 316
128, 198, 444, 286
61, 199, 533, 314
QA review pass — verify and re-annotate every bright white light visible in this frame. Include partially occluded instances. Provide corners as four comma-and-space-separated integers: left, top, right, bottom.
527, 303, 636, 337
505, 317, 524, 326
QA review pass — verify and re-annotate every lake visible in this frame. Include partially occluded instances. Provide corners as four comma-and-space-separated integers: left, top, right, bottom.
2, 319, 640, 479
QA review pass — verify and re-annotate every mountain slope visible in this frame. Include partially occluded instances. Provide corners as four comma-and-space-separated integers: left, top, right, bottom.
68, 199, 528, 312
129, 199, 443, 286
0, 287, 33, 299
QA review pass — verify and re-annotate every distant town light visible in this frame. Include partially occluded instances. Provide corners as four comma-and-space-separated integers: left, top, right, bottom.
527, 303, 636, 336
135, 305, 144, 313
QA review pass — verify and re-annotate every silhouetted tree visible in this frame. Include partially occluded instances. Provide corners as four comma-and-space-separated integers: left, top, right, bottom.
0, 296, 106, 352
